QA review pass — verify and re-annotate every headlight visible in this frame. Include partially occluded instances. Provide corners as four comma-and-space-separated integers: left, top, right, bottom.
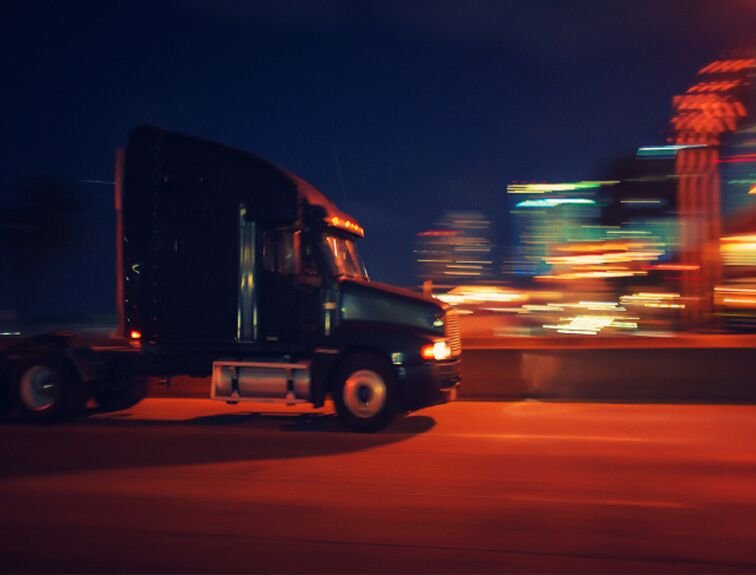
421, 339, 451, 361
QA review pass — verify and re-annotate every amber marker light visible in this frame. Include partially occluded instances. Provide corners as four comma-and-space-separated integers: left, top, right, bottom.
327, 215, 365, 237
130, 330, 142, 340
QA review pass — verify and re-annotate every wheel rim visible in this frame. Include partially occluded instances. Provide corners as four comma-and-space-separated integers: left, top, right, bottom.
343, 369, 387, 419
19, 365, 60, 412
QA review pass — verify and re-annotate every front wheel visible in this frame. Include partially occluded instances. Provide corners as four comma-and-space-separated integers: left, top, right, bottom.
333, 353, 397, 433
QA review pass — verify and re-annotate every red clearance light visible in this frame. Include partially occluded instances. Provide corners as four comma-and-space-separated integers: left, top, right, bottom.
130, 330, 142, 340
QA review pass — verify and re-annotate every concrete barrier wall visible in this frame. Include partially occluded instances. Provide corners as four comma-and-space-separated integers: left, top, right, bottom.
149, 342, 756, 403
460, 347, 756, 402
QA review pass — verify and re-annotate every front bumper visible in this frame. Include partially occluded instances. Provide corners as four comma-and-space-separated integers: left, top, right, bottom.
399, 357, 461, 411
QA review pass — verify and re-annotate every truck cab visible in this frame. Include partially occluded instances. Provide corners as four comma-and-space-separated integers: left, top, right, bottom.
122, 126, 461, 431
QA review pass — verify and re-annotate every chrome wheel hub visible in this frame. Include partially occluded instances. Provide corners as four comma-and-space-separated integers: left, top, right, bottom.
343, 369, 387, 419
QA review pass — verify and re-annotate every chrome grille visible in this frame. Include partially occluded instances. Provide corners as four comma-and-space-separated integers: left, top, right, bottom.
445, 308, 462, 357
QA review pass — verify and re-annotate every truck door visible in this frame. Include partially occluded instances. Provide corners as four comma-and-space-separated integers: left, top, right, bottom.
259, 228, 322, 348
154, 160, 238, 344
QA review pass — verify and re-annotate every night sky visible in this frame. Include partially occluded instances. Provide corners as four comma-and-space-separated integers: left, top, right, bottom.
2, 0, 754, 317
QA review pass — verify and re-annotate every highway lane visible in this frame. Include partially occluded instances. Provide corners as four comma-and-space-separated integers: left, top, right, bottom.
2, 399, 756, 573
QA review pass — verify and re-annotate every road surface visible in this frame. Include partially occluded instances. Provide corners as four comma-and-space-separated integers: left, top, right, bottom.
2, 399, 756, 573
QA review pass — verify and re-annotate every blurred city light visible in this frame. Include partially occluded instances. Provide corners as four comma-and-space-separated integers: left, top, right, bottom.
417, 50, 756, 338
506, 181, 618, 194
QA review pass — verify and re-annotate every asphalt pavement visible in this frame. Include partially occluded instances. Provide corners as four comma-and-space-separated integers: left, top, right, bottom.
2, 399, 756, 573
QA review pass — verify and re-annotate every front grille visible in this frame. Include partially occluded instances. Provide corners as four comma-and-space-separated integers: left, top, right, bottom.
445, 308, 462, 357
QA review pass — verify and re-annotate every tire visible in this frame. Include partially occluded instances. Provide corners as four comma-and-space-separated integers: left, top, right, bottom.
13, 356, 87, 423
0, 368, 12, 417
332, 353, 397, 433
94, 377, 148, 412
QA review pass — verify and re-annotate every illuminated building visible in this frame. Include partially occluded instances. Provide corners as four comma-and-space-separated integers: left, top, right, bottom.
415, 211, 495, 287
717, 121, 756, 329
670, 52, 755, 326
721, 121, 756, 219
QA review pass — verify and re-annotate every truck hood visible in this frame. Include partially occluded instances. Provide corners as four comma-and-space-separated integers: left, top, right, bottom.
338, 278, 445, 335
342, 278, 445, 308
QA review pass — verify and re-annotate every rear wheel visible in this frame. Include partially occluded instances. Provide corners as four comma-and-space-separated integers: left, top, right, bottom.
333, 353, 397, 432
14, 357, 86, 423
0, 368, 12, 417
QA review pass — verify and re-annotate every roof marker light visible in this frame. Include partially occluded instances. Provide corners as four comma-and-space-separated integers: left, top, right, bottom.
327, 215, 365, 237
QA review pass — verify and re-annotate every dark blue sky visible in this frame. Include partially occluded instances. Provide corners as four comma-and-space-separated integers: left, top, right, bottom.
1, 0, 754, 315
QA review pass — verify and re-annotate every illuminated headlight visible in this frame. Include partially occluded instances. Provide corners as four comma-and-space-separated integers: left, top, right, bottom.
421, 339, 451, 361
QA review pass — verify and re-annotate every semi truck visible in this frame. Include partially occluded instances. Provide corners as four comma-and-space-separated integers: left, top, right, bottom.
0, 126, 461, 431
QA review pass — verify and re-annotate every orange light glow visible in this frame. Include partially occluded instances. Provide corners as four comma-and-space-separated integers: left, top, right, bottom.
435, 285, 528, 306
698, 58, 756, 75
722, 234, 756, 243
328, 215, 365, 237
544, 249, 662, 266
723, 298, 756, 305
553, 241, 643, 253
421, 345, 435, 359
715, 286, 756, 309
648, 264, 700, 271
130, 330, 142, 340
420, 341, 452, 361
620, 292, 685, 310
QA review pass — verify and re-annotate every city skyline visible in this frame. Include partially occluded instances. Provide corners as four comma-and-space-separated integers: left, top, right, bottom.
2, 1, 754, 319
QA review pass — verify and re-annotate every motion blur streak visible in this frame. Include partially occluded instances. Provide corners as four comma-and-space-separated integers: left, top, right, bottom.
418, 50, 756, 337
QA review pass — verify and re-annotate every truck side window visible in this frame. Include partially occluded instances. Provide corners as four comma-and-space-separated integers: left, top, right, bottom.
300, 234, 318, 276
262, 231, 277, 272
262, 229, 298, 275
278, 231, 296, 274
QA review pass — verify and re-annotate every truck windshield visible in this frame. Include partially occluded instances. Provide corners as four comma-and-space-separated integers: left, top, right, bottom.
324, 234, 367, 279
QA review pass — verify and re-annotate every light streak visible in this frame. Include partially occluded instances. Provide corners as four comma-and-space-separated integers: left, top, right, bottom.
515, 198, 597, 208
507, 181, 618, 194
